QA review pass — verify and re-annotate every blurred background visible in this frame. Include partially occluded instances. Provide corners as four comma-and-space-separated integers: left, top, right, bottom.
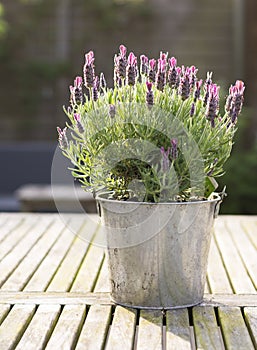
0, 0, 256, 213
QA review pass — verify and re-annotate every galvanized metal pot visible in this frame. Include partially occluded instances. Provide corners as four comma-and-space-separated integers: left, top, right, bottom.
96, 193, 221, 309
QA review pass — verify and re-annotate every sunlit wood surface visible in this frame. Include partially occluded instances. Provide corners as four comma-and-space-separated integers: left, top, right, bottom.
0, 213, 256, 349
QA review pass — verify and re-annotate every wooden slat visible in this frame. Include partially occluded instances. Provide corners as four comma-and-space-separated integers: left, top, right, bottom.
0, 291, 112, 305
70, 242, 105, 293
44, 304, 86, 350
47, 220, 97, 292
93, 256, 111, 293
166, 308, 191, 349
24, 218, 80, 292
1, 218, 66, 291
0, 216, 37, 261
0, 216, 23, 244
0, 217, 53, 287
218, 307, 255, 350
75, 305, 112, 350
207, 237, 233, 294
226, 219, 257, 290
105, 306, 136, 350
214, 219, 256, 294
0, 304, 11, 325
193, 306, 224, 350
242, 220, 257, 249
137, 310, 163, 350
15, 304, 61, 350
0, 304, 36, 349
244, 307, 257, 349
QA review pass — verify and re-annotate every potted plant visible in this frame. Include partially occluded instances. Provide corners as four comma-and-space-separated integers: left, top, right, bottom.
57, 44, 245, 308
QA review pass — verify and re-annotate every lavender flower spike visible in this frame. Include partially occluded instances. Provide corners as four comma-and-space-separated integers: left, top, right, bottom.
146, 81, 154, 107
140, 54, 149, 76
126, 52, 137, 86
148, 59, 156, 83
205, 84, 220, 127
57, 127, 68, 149
226, 80, 245, 124
74, 113, 85, 134
70, 76, 83, 105
84, 50, 95, 89
156, 58, 166, 91
100, 72, 107, 90
168, 57, 177, 88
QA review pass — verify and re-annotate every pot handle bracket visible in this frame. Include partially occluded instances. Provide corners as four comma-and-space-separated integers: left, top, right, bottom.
214, 186, 227, 219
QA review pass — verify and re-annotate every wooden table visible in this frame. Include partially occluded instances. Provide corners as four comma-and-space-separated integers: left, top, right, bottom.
0, 213, 256, 349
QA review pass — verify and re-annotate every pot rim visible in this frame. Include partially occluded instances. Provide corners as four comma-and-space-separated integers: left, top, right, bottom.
95, 191, 221, 206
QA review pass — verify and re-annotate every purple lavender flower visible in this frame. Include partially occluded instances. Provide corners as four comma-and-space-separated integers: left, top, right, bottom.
226, 80, 245, 124
93, 77, 99, 102
178, 66, 190, 100
57, 127, 68, 149
189, 65, 198, 90
70, 76, 83, 105
171, 138, 178, 160
148, 59, 156, 83
126, 52, 137, 86
109, 104, 116, 118
175, 67, 182, 88
167, 57, 177, 88
74, 113, 85, 133
140, 55, 149, 76
203, 72, 213, 106
146, 81, 154, 107
84, 51, 95, 89
156, 58, 166, 91
99, 72, 107, 90
160, 146, 170, 172
194, 79, 203, 102
205, 84, 220, 127
114, 45, 127, 84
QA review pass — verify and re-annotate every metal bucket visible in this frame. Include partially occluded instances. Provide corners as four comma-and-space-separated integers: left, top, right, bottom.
96, 193, 221, 309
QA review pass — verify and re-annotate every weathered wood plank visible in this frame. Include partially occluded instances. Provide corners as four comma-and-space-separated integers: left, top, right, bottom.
226, 220, 257, 290
193, 306, 224, 350
93, 256, 111, 293
137, 310, 163, 350
0, 216, 37, 261
218, 306, 255, 350
44, 304, 86, 350
75, 305, 112, 350
15, 304, 61, 350
0, 216, 23, 244
207, 237, 233, 294
24, 219, 80, 292
1, 291, 257, 307
0, 304, 36, 349
0, 304, 11, 325
71, 244, 105, 292
105, 306, 136, 350
47, 220, 97, 292
0, 217, 53, 287
242, 220, 257, 249
1, 218, 66, 291
166, 308, 191, 349
0, 291, 112, 305
214, 219, 256, 293
244, 307, 257, 349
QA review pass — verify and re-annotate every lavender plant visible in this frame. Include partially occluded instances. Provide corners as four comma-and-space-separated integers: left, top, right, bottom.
57, 44, 245, 202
